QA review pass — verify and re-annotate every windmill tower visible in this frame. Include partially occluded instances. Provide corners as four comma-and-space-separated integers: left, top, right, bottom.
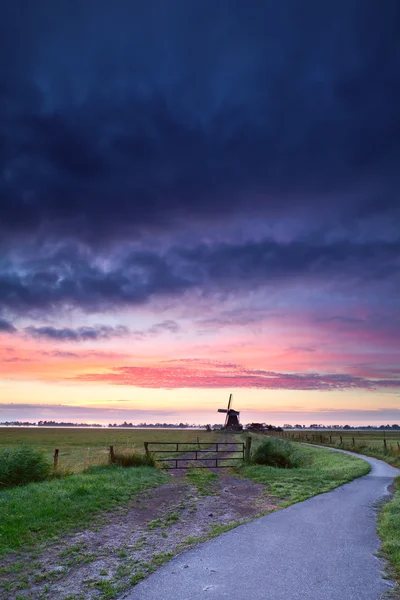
218, 394, 242, 430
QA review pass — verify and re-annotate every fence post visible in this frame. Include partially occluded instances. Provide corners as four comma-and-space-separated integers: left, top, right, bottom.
144, 442, 149, 457
245, 437, 252, 461
109, 445, 115, 463
53, 448, 59, 470
383, 439, 387, 453
352, 437, 355, 445
340, 436, 343, 444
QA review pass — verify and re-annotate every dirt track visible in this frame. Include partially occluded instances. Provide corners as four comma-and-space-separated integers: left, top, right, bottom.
0, 442, 275, 600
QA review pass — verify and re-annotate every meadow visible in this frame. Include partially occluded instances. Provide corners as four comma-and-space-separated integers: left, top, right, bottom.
0, 427, 219, 473
272, 429, 400, 466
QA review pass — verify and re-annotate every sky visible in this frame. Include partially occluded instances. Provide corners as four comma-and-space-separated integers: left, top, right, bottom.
1, 0, 399, 426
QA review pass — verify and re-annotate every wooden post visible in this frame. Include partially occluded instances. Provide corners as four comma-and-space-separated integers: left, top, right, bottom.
109, 445, 115, 463
144, 442, 149, 457
383, 439, 387, 453
352, 437, 355, 445
329, 435, 332, 443
245, 436, 252, 461
53, 448, 59, 470
340, 436, 343, 444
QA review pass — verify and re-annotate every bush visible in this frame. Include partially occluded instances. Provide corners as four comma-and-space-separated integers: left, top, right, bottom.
0, 445, 51, 488
111, 451, 156, 468
251, 438, 303, 469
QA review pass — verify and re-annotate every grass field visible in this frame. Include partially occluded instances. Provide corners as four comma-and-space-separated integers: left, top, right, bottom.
273, 429, 400, 467
0, 427, 219, 473
0, 465, 168, 557
242, 434, 370, 505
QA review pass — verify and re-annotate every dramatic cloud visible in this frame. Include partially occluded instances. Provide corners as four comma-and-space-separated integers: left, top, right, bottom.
1, 1, 400, 247
1, 236, 399, 316
0, 318, 16, 333
25, 325, 129, 342
77, 360, 400, 391
1, 1, 399, 423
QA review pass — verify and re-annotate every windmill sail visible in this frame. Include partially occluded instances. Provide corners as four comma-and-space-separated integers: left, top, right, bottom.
217, 393, 242, 430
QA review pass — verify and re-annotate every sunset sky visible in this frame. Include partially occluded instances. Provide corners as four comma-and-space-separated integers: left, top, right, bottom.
1, 1, 399, 426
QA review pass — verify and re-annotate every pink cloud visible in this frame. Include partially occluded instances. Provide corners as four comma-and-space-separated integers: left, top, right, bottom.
76, 359, 400, 391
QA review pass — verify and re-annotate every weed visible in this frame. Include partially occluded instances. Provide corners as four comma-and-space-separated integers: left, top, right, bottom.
0, 445, 51, 489
251, 438, 304, 469
147, 518, 163, 530
130, 571, 145, 585
93, 579, 119, 599
209, 522, 243, 537
115, 564, 131, 578
165, 511, 179, 525
152, 551, 174, 566
186, 469, 218, 496
111, 451, 156, 468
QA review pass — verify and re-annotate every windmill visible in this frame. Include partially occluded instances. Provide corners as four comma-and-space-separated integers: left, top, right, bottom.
218, 393, 242, 430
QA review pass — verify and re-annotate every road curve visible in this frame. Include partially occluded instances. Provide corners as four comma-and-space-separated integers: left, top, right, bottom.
126, 449, 399, 600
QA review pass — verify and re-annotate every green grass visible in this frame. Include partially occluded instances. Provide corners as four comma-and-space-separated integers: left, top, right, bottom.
186, 469, 218, 496
0, 427, 219, 473
0, 465, 167, 557
0, 445, 51, 488
378, 477, 400, 592
273, 430, 400, 467
241, 438, 370, 505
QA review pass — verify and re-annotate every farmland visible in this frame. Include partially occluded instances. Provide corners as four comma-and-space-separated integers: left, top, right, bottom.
272, 429, 400, 466
0, 427, 220, 473
0, 428, 372, 600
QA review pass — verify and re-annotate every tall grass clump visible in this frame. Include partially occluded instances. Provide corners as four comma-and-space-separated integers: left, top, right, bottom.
0, 445, 51, 489
252, 438, 303, 469
112, 451, 156, 468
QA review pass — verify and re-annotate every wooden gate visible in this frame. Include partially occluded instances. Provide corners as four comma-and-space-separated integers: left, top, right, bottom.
144, 441, 247, 469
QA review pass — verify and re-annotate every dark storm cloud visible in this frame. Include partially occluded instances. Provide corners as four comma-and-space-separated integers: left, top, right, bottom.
0, 318, 16, 333
0, 236, 399, 314
1, 0, 400, 245
24, 325, 129, 342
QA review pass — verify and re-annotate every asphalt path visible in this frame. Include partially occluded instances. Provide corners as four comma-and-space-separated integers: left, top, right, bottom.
126, 448, 399, 600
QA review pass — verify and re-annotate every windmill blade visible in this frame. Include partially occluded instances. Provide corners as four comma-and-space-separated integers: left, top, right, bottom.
224, 412, 229, 427
227, 393, 233, 411
218, 409, 228, 413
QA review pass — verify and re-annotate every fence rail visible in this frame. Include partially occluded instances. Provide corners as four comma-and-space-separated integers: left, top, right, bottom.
144, 440, 249, 469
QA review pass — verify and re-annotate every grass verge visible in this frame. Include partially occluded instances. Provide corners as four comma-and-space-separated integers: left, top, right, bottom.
0, 465, 167, 557
241, 439, 370, 506
378, 477, 400, 595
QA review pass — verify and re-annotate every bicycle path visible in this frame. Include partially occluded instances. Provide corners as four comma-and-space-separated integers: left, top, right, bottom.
126, 449, 399, 600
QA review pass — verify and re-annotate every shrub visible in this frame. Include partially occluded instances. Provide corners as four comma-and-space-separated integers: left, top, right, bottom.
111, 451, 156, 468
0, 445, 51, 488
251, 438, 303, 469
